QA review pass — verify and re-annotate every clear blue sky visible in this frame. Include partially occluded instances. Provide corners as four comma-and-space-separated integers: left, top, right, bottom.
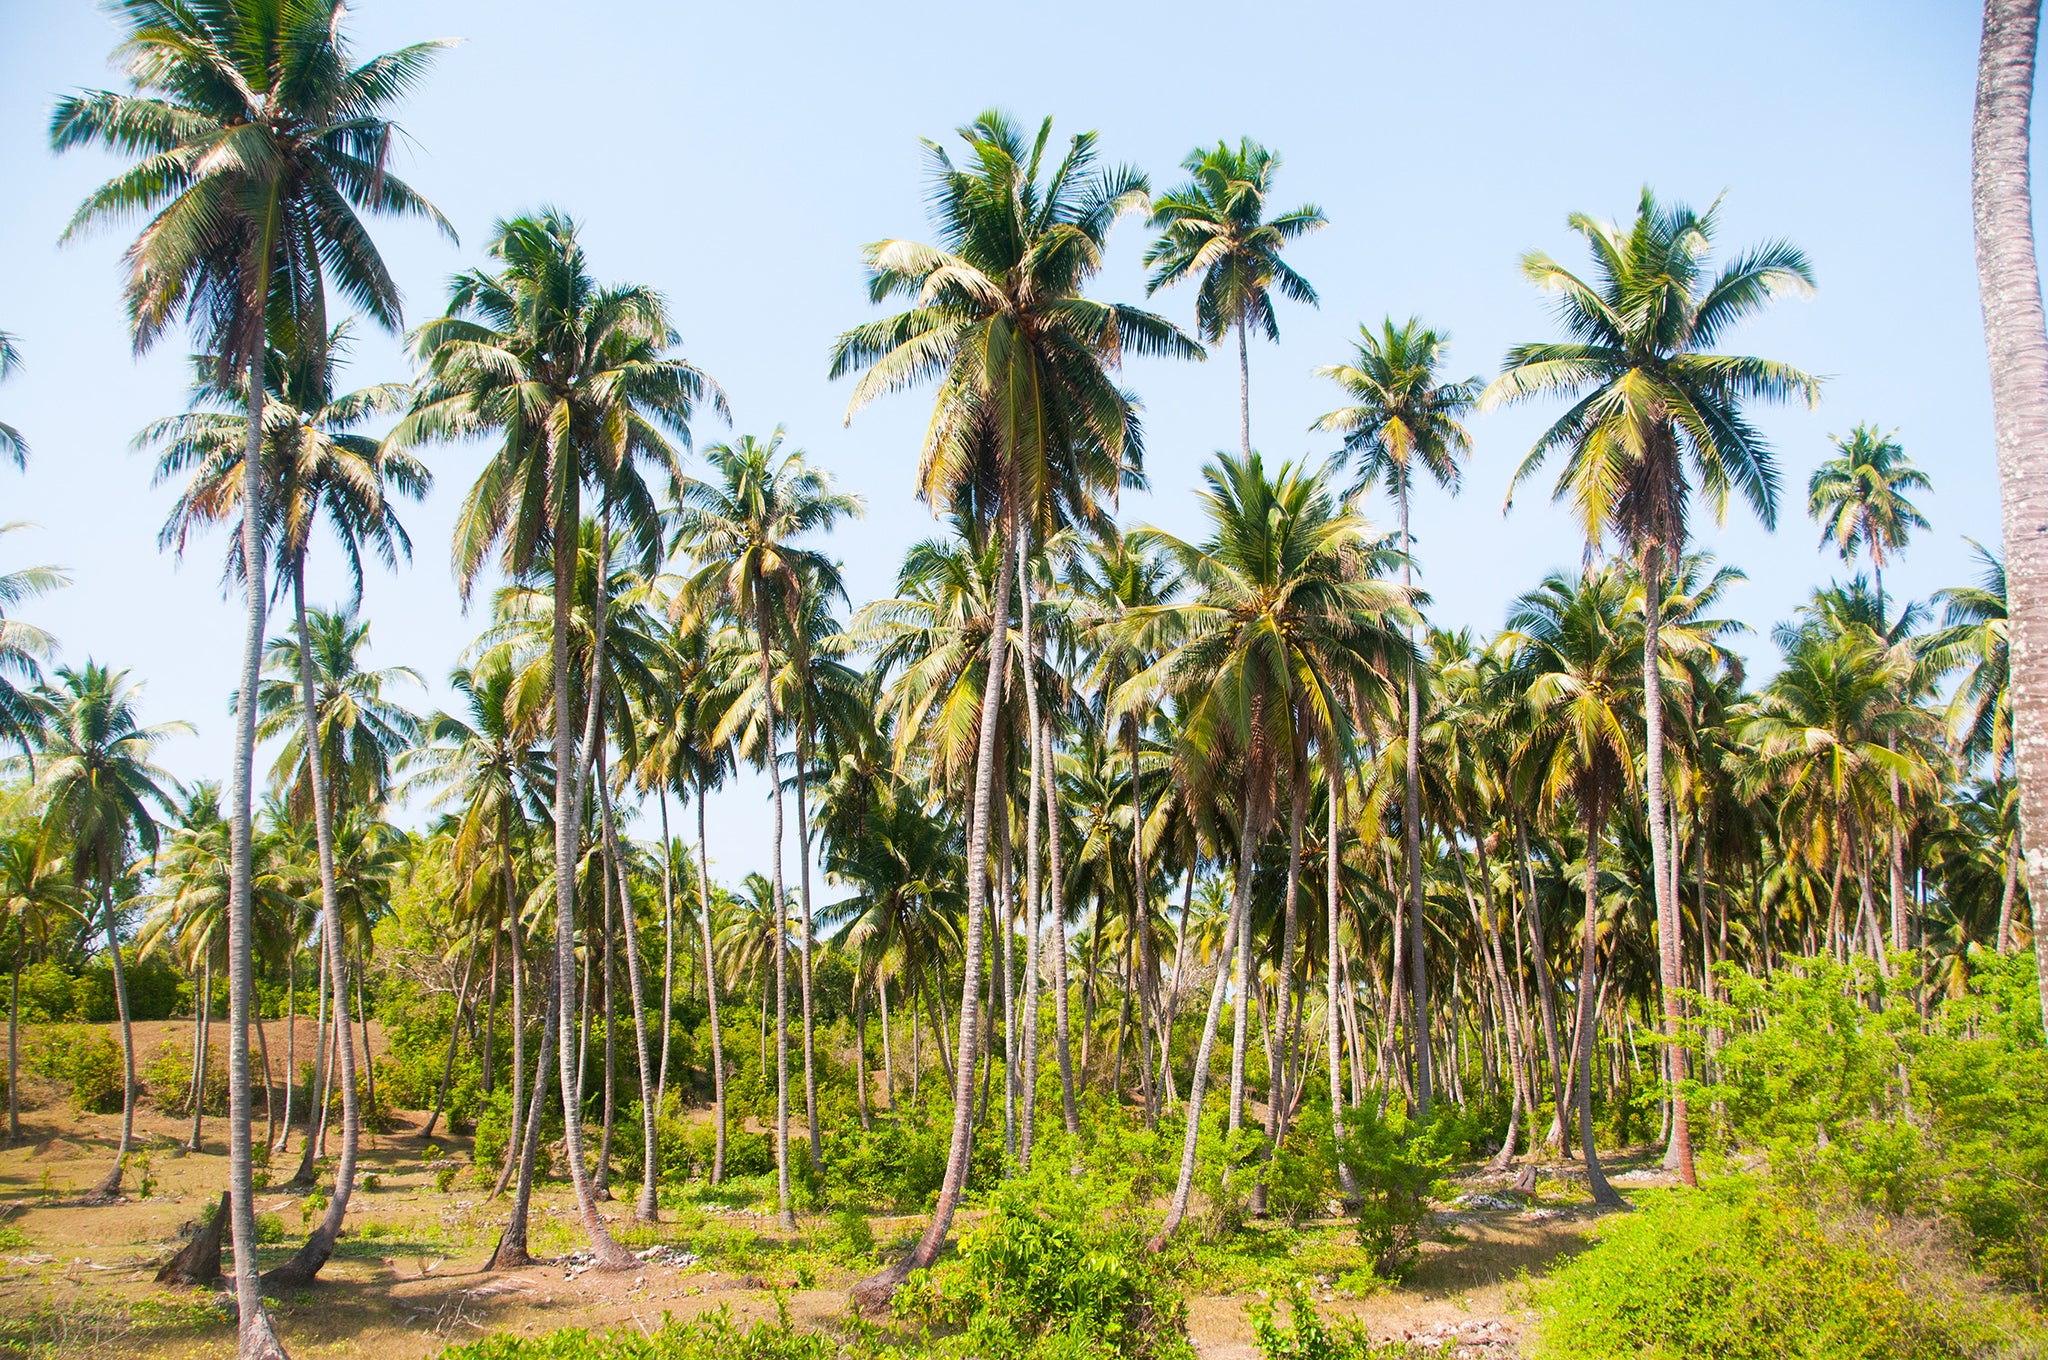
0, 0, 2023, 888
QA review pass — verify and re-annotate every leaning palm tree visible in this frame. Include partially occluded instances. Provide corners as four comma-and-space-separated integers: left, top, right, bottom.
1485, 189, 1818, 1185
1122, 451, 1409, 1249
1312, 316, 1479, 1117
672, 430, 859, 1229
21, 664, 187, 1199
145, 331, 426, 1286
1971, 0, 2048, 1017
831, 112, 1196, 1305
1501, 568, 1640, 1207
398, 210, 720, 1268
54, 3, 448, 1340
0, 525, 66, 761
1144, 138, 1325, 455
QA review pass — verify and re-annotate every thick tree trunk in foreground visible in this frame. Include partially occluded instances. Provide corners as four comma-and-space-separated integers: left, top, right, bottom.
1973, 0, 2048, 1039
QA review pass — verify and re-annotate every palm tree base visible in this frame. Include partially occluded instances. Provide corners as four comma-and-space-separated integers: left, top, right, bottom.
260, 1228, 338, 1289
483, 1229, 532, 1272
233, 1303, 290, 1360
88, 1161, 123, 1203
850, 1258, 913, 1317
156, 1191, 228, 1287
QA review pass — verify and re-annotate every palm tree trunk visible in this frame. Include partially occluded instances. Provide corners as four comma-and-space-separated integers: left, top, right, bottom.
189, 956, 210, 1150
1641, 545, 1696, 1185
1324, 771, 1354, 1193
1255, 768, 1308, 1215
217, 282, 285, 1353
595, 859, 616, 1199
1017, 546, 1046, 1170
1974, 0, 2048, 1036
265, 564, 364, 1286
998, 813, 1016, 1159
1577, 799, 1622, 1206
1515, 820, 1569, 1156
291, 923, 328, 1183
547, 498, 632, 1272
493, 841, 525, 1198
1999, 829, 2022, 950
1150, 802, 1257, 1251
1020, 545, 1079, 1145
656, 786, 675, 1114
7, 952, 18, 1144
1160, 861, 1195, 1109
854, 505, 1014, 1313
794, 719, 823, 1177
879, 971, 895, 1110
90, 883, 136, 1200
1237, 318, 1252, 458
692, 785, 726, 1183
274, 945, 294, 1154
1128, 723, 1159, 1128
754, 600, 796, 1232
425, 932, 481, 1139
1400, 488, 1433, 1120
356, 941, 377, 1139
597, 748, 660, 1221
487, 970, 556, 1270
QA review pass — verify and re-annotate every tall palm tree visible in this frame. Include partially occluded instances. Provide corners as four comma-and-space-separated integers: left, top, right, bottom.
1145, 138, 1325, 456
1124, 451, 1409, 1248
1502, 568, 1641, 1207
0, 525, 66, 761
672, 430, 859, 1228
55, 4, 448, 1339
146, 332, 427, 1284
1313, 316, 1479, 1116
1971, 0, 2048, 1025
23, 664, 187, 1198
400, 210, 720, 1269
831, 113, 1195, 1303
1485, 190, 1817, 1185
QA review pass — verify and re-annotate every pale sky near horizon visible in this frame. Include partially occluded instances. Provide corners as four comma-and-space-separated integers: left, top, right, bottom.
0, 0, 2026, 894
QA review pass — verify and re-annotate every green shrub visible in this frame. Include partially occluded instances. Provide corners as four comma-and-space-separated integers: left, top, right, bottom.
17, 961, 76, 1022
1337, 1104, 1445, 1280
28, 1026, 125, 1113
1535, 1180, 2045, 1360
142, 1039, 226, 1114
440, 1301, 835, 1360
1249, 1284, 1399, 1359
897, 1172, 1191, 1360
1265, 1106, 1340, 1227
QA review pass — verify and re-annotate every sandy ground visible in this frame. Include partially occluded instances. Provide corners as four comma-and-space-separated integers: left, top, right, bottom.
0, 1021, 1656, 1358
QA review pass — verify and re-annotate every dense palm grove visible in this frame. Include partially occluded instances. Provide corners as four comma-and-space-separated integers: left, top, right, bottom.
3, 3, 2047, 1358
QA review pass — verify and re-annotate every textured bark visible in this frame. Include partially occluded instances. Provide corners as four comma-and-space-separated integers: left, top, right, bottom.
754, 598, 795, 1232
157, 1191, 229, 1288
1400, 490, 1433, 1119
1642, 548, 1696, 1185
1577, 802, 1623, 1206
1973, 0, 2048, 1039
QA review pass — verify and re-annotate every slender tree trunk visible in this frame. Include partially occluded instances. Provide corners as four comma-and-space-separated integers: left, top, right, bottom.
356, 941, 376, 1139
1399, 489, 1433, 1120
695, 784, 727, 1183
423, 933, 480, 1139
1515, 821, 1569, 1156
595, 823, 617, 1201
546, 496, 632, 1272
7, 953, 18, 1144
1973, 0, 2048, 1042
753, 601, 796, 1232
1046, 732, 1081, 1143
1150, 803, 1257, 1251
999, 814, 1016, 1159
190, 957, 211, 1151
1255, 769, 1308, 1215
1019, 661, 1044, 1171
273, 948, 294, 1155
265, 566, 364, 1286
291, 924, 329, 1184
597, 751, 660, 1221
91, 884, 136, 1200
486, 972, 555, 1271
657, 786, 675, 1114
1577, 800, 1622, 1206
879, 972, 895, 1111
223, 298, 285, 1358
854, 505, 1015, 1313
1325, 765, 1356, 1196
493, 851, 526, 1197
1641, 546, 1696, 1185
794, 719, 823, 1177
1999, 829, 2022, 951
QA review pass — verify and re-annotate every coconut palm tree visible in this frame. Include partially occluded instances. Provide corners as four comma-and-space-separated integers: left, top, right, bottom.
1144, 138, 1325, 456
22, 664, 187, 1198
1124, 451, 1410, 1248
1485, 189, 1818, 1185
0, 525, 66, 762
0, 817, 75, 1141
1808, 426, 1930, 621
400, 210, 719, 1266
831, 114, 1196, 1301
1313, 317, 1479, 1116
1501, 568, 1640, 1207
1971, 0, 2048, 1019
256, 609, 422, 817
672, 430, 859, 1228
54, 3, 449, 1337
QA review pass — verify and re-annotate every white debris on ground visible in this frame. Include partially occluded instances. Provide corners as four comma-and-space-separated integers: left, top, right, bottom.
1399, 1317, 1521, 1355
635, 1245, 701, 1269
1519, 1207, 1563, 1221
1452, 1192, 1523, 1212
1610, 1168, 1666, 1182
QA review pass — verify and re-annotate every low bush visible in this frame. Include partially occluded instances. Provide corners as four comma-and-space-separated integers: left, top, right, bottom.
1534, 1180, 2045, 1360
440, 1302, 836, 1360
1337, 1104, 1446, 1280
1249, 1284, 1399, 1359
27, 1025, 124, 1113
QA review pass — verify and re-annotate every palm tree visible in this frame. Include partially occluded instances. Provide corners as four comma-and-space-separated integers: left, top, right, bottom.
1971, 0, 2048, 1025
0, 525, 66, 761
1125, 451, 1409, 1248
1145, 138, 1325, 456
55, 4, 448, 1339
673, 430, 859, 1228
831, 112, 1195, 1303
1313, 317, 1479, 1116
400, 210, 720, 1268
1502, 568, 1640, 1207
1935, 540, 2015, 780
256, 609, 422, 816
1485, 190, 1818, 1185
0, 331, 27, 469
0, 817, 75, 1142
23, 664, 187, 1198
